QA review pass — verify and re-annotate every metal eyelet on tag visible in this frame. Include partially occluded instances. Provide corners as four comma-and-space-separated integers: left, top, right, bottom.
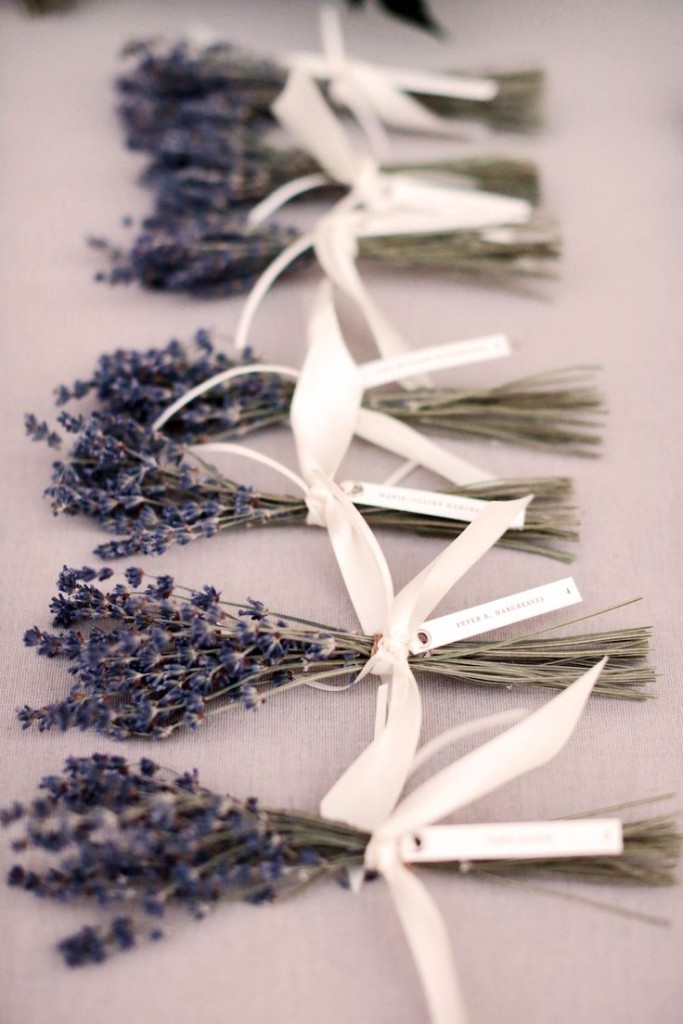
414, 630, 431, 648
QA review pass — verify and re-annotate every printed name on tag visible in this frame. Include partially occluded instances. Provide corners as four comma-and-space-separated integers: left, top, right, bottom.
340, 480, 525, 530
410, 577, 582, 652
401, 820, 624, 863
359, 334, 511, 390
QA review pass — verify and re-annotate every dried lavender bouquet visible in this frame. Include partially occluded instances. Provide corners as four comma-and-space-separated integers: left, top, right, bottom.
3, 755, 677, 968
52, 333, 605, 456
18, 565, 654, 739
94, 207, 558, 297
117, 36, 542, 150
25, 394, 579, 562
97, 122, 553, 297
144, 148, 540, 219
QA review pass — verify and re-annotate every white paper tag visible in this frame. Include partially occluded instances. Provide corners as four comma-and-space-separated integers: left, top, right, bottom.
340, 480, 525, 529
381, 69, 499, 104
410, 577, 582, 652
359, 334, 511, 390
401, 819, 624, 863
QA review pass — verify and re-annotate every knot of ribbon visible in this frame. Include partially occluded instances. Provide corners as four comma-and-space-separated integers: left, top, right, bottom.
363, 830, 400, 877
369, 630, 412, 677
304, 481, 332, 527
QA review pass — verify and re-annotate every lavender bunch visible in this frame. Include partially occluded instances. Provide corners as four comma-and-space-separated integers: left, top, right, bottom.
2, 754, 368, 966
94, 209, 558, 297
50, 332, 604, 457
96, 141, 549, 295
19, 567, 654, 740
3, 756, 678, 968
26, 402, 579, 561
144, 144, 539, 218
117, 37, 542, 144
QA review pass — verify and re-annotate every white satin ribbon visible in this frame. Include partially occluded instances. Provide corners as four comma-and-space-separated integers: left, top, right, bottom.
154, 286, 496, 487
236, 68, 531, 381
343, 659, 608, 1024
284, 6, 499, 151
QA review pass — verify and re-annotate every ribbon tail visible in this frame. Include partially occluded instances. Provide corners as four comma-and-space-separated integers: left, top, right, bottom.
234, 232, 314, 352
382, 659, 607, 839
392, 496, 532, 638
319, 4, 393, 159
248, 172, 330, 228
355, 408, 495, 485
352, 63, 474, 141
383, 859, 469, 1024
153, 363, 298, 432
313, 472, 395, 636
321, 660, 421, 831
187, 442, 308, 495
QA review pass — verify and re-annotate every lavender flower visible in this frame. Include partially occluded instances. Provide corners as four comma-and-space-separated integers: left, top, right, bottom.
18, 567, 654, 740
3, 757, 677, 967
20, 568, 361, 739
92, 214, 301, 297
51, 331, 295, 441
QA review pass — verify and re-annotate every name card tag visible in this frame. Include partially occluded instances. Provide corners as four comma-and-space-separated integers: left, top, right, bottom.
411, 577, 582, 652
359, 333, 511, 389
341, 480, 525, 529
401, 819, 624, 863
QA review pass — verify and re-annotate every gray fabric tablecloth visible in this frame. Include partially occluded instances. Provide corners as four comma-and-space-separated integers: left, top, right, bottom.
1, 1, 682, 1022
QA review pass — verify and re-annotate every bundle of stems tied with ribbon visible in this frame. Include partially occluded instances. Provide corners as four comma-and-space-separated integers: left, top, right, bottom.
96, 12, 555, 296
28, 280, 601, 562
5, 670, 678, 1021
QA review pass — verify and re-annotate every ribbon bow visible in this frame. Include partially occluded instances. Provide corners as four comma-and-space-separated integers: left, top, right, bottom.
332, 659, 611, 1024
235, 69, 531, 378
285, 6, 500, 153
